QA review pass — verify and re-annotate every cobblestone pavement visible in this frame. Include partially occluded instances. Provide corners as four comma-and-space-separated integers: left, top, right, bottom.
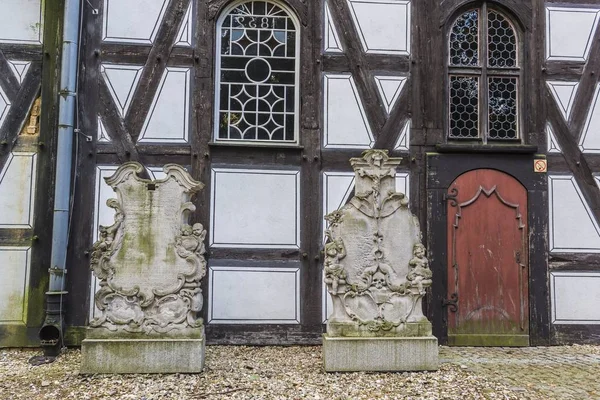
0, 345, 599, 399
441, 345, 600, 400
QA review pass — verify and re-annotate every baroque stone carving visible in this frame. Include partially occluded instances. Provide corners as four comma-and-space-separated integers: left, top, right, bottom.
324, 150, 433, 336
89, 162, 206, 334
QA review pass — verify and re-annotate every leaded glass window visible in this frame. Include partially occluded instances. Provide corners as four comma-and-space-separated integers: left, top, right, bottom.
215, 1, 299, 143
448, 5, 520, 141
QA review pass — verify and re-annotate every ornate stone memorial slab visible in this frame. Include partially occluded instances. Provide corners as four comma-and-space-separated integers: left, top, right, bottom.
81, 162, 206, 373
322, 150, 439, 371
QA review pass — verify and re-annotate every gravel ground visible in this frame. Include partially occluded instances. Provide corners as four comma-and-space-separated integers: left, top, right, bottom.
0, 345, 590, 400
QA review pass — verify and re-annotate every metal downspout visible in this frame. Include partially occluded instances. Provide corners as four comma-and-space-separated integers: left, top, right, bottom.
39, 0, 81, 357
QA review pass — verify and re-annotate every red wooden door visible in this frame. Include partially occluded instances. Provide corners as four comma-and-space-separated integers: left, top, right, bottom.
446, 169, 529, 346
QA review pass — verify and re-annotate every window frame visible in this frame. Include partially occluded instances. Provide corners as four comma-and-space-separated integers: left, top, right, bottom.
213, 0, 302, 146
446, 3, 523, 143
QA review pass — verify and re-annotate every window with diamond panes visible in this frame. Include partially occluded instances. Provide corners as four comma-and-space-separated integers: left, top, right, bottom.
215, 1, 299, 143
448, 6, 520, 141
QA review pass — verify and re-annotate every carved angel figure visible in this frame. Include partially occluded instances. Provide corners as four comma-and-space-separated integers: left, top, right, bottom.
407, 243, 433, 294
324, 233, 347, 295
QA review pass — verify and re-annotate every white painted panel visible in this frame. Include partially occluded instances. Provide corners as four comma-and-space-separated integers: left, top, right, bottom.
546, 81, 579, 122
211, 168, 300, 248
549, 175, 600, 253
97, 116, 111, 143
324, 1, 343, 53
547, 123, 561, 154
546, 7, 600, 61
101, 64, 144, 117
348, 0, 410, 55
374, 76, 406, 114
175, 1, 193, 47
103, 0, 168, 44
0, 86, 11, 129
394, 119, 410, 151
208, 265, 300, 324
321, 170, 409, 321
0, 247, 30, 322
0, 152, 37, 228
0, 0, 42, 44
8, 61, 31, 85
138, 67, 190, 143
395, 172, 409, 198
323, 74, 374, 148
551, 271, 600, 324
579, 83, 600, 153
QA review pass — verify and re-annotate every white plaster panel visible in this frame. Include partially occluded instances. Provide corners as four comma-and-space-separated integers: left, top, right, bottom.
0, 152, 37, 228
0, 247, 30, 322
323, 74, 374, 148
394, 119, 410, 151
8, 61, 31, 85
347, 0, 410, 55
0, 86, 11, 130
547, 123, 561, 154
546, 81, 579, 122
551, 271, 600, 324
175, 1, 193, 47
138, 67, 190, 143
208, 265, 300, 324
374, 76, 406, 114
101, 64, 144, 117
324, 1, 343, 53
549, 175, 600, 253
546, 7, 600, 61
211, 168, 300, 248
97, 116, 111, 143
103, 0, 168, 44
579, 83, 600, 153
321, 170, 409, 321
0, 0, 42, 44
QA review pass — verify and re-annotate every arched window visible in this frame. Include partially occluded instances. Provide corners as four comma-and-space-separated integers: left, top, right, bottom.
448, 5, 520, 141
215, 1, 300, 143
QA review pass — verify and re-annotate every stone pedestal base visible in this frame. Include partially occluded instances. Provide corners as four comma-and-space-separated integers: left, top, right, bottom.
323, 334, 439, 372
80, 337, 205, 374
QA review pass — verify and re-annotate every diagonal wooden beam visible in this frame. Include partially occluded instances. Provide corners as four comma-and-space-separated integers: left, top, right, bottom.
567, 33, 600, 140
328, 0, 387, 135
374, 79, 411, 149
124, 0, 191, 142
0, 50, 20, 102
0, 61, 40, 173
98, 78, 141, 164
546, 88, 600, 230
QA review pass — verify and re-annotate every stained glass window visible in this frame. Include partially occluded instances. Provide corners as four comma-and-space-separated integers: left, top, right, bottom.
448, 6, 520, 141
216, 1, 298, 143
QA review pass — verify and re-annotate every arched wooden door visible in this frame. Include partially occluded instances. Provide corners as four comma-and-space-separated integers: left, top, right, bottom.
446, 169, 529, 346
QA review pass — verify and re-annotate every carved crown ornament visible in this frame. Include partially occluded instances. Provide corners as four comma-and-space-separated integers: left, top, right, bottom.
324, 150, 432, 335
89, 162, 206, 335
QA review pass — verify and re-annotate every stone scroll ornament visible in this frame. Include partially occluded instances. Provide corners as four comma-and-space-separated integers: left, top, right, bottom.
89, 162, 206, 334
324, 150, 432, 335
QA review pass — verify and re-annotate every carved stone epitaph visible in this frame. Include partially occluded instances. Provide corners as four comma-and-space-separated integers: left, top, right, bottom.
323, 150, 438, 372
81, 162, 207, 373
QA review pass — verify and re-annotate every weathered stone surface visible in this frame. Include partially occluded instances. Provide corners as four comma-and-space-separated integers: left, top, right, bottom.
323, 150, 438, 371
81, 162, 206, 373
80, 336, 205, 374
323, 335, 439, 372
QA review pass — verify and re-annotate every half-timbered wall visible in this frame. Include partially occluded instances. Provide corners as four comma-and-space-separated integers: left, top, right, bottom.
0, 0, 62, 346
1, 0, 597, 346
544, 3, 600, 343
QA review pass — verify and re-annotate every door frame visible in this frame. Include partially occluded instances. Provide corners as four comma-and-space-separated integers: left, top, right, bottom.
426, 152, 550, 346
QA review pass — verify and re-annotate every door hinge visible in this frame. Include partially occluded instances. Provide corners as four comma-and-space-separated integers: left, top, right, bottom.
443, 188, 458, 206
442, 293, 458, 312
